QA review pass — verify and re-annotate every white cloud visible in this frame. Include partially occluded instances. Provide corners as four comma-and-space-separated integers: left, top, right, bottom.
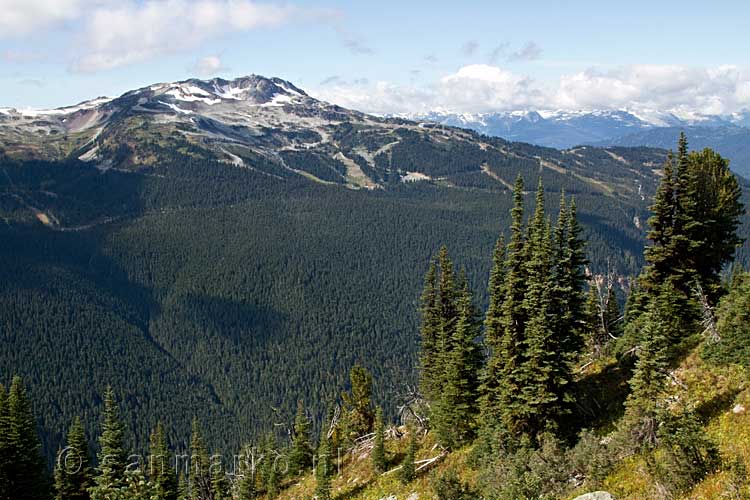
70, 0, 336, 72
0, 0, 112, 37
553, 65, 750, 117
311, 64, 750, 117
189, 55, 229, 76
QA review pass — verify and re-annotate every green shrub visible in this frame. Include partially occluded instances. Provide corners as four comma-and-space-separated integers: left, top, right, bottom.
703, 272, 750, 368
431, 468, 477, 500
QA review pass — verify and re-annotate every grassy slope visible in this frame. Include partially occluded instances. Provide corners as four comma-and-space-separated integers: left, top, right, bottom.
275, 350, 748, 500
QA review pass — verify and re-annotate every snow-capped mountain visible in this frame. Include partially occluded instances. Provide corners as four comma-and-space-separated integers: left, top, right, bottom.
406, 108, 750, 176
408, 108, 750, 149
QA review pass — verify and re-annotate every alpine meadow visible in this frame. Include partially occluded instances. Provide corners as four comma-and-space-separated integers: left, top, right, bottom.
1, 2, 750, 499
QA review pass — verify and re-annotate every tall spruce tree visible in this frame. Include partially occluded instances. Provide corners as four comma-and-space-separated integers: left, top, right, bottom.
188, 419, 212, 500
54, 417, 92, 500
491, 174, 528, 435
418, 256, 442, 404
90, 387, 128, 500
289, 400, 313, 476
480, 235, 506, 423
2, 377, 47, 500
149, 422, 178, 500
433, 270, 482, 449
518, 182, 558, 437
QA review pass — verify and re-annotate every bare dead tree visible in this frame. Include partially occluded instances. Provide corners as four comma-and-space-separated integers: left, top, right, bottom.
397, 384, 429, 432
693, 282, 720, 343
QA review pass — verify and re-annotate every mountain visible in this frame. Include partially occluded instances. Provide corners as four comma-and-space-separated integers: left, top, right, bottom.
1, 75, 746, 460
409, 109, 750, 176
599, 125, 750, 178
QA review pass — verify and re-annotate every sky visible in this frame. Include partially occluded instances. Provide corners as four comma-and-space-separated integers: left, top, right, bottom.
1, 0, 750, 117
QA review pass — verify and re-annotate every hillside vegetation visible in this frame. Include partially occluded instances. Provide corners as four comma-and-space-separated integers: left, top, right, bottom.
2, 134, 749, 499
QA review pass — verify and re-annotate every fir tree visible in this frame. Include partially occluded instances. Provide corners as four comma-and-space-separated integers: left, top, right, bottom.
480, 235, 506, 422
260, 434, 280, 500
288, 400, 313, 476
341, 365, 374, 444
211, 464, 229, 500
120, 467, 158, 500
398, 426, 417, 485
149, 422, 178, 500
604, 285, 622, 338
314, 428, 332, 500
371, 407, 386, 474
518, 181, 558, 437
623, 285, 681, 448
485, 174, 528, 433
235, 444, 257, 500
3, 377, 47, 500
419, 256, 442, 403
90, 387, 128, 500
642, 135, 743, 307
643, 151, 677, 290
433, 270, 482, 449
54, 417, 92, 500
188, 419, 212, 500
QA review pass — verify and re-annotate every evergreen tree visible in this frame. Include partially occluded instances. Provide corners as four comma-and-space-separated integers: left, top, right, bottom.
642, 135, 743, 306
54, 417, 92, 500
480, 235, 506, 423
90, 387, 128, 500
188, 419, 212, 500
398, 426, 417, 485
604, 285, 622, 338
550, 195, 587, 423
686, 147, 744, 298
643, 151, 677, 291
149, 422, 178, 500
341, 365, 374, 444
0, 385, 8, 498
419, 256, 442, 403
235, 444, 256, 500
623, 285, 680, 448
2, 377, 47, 500
703, 271, 750, 367
314, 428, 332, 500
484, 174, 528, 433
210, 464, 229, 500
260, 434, 280, 500
518, 181, 558, 437
288, 400, 313, 476
371, 407, 386, 474
120, 467, 158, 500
433, 270, 482, 449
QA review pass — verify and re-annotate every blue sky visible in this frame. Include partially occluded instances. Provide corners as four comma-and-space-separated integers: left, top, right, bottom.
2, 0, 749, 116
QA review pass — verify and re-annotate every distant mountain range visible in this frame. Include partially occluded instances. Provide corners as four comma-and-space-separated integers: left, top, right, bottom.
407, 109, 750, 177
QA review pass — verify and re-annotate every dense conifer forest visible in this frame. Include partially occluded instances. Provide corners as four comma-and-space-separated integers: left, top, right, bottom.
2, 134, 749, 498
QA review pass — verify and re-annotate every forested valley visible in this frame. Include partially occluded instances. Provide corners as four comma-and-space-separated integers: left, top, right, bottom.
2, 133, 750, 499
